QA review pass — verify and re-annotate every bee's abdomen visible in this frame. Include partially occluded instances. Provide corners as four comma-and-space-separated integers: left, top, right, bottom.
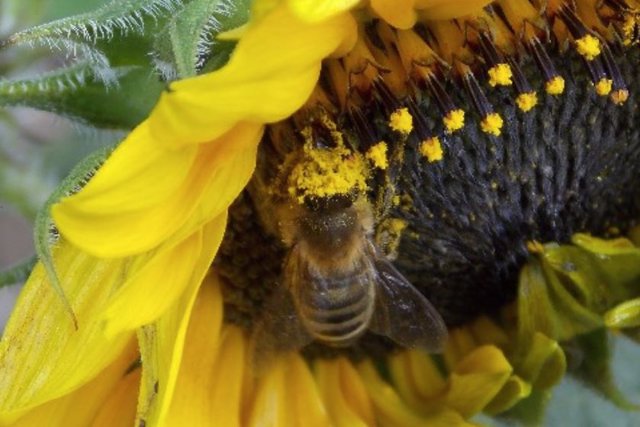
298, 273, 374, 346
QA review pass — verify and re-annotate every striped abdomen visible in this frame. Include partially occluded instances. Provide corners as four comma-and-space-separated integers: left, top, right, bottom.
295, 268, 376, 346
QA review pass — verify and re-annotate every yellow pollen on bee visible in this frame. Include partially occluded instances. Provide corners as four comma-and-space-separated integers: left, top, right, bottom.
388, 107, 414, 134
611, 89, 630, 105
419, 137, 444, 163
545, 76, 565, 95
366, 141, 389, 170
488, 63, 513, 87
516, 92, 538, 112
287, 142, 368, 204
575, 34, 601, 61
443, 109, 465, 133
480, 113, 503, 136
595, 78, 613, 96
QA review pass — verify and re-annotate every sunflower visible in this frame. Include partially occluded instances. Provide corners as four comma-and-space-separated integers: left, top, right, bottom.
2, 0, 640, 425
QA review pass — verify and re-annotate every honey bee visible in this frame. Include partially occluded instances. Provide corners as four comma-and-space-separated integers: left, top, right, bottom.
253, 195, 447, 355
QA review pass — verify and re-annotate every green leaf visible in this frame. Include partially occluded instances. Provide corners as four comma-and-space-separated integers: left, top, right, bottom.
0, 256, 37, 288
2, 0, 184, 85
34, 144, 114, 329
0, 62, 164, 129
4, 0, 183, 49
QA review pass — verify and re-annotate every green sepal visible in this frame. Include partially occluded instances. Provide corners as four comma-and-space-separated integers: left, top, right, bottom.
0, 256, 37, 288
497, 389, 552, 427
571, 233, 640, 300
517, 256, 602, 342
514, 332, 566, 390
152, 0, 250, 79
34, 145, 114, 329
569, 329, 640, 410
604, 298, 640, 329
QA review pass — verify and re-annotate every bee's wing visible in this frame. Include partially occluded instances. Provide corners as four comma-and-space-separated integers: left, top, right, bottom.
251, 246, 313, 372
368, 246, 448, 352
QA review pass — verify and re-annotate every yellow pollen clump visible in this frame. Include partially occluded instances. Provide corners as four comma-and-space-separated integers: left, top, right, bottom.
516, 92, 538, 112
366, 141, 389, 170
595, 78, 613, 96
443, 109, 465, 133
388, 107, 413, 134
575, 34, 601, 61
488, 63, 513, 87
545, 76, 565, 95
388, 218, 407, 234
419, 137, 444, 163
288, 143, 368, 204
622, 15, 637, 46
611, 89, 630, 105
480, 113, 503, 136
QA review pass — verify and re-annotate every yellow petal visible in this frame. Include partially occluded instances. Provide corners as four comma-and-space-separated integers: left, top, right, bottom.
484, 375, 532, 415
165, 281, 242, 426
445, 345, 513, 418
388, 349, 447, 411
92, 363, 141, 427
0, 241, 133, 423
371, 0, 417, 29
208, 327, 248, 426
516, 332, 566, 390
605, 298, 640, 328
53, 123, 260, 258
57, 123, 197, 214
135, 219, 226, 427
314, 358, 375, 427
249, 353, 330, 427
7, 340, 139, 427
287, 0, 360, 22
101, 213, 226, 335
416, 0, 494, 20
357, 360, 428, 426
148, 5, 356, 147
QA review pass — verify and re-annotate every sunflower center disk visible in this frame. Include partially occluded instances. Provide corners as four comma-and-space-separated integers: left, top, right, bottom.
214, 1, 640, 359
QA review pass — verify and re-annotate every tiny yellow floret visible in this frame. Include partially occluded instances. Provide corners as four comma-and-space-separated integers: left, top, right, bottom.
595, 78, 613, 96
443, 109, 465, 133
420, 137, 444, 163
389, 107, 413, 134
611, 89, 629, 105
545, 76, 565, 95
366, 141, 389, 170
516, 92, 538, 112
488, 63, 513, 87
481, 113, 503, 136
575, 34, 601, 61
